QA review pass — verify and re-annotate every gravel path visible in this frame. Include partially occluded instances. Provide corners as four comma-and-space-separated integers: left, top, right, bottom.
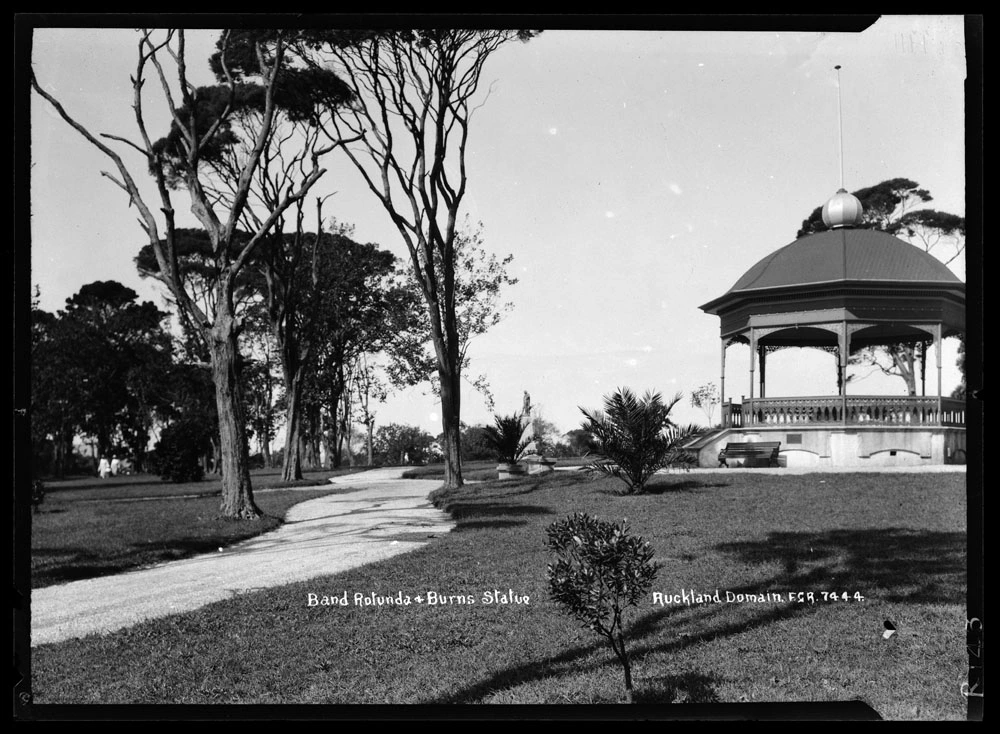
31, 468, 452, 647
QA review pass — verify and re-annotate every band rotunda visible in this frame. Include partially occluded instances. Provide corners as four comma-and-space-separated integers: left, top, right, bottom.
692, 188, 965, 468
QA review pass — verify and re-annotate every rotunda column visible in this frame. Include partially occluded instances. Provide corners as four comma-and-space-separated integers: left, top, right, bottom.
839, 321, 848, 423
720, 338, 727, 424
758, 344, 766, 398
920, 339, 928, 396
934, 324, 943, 420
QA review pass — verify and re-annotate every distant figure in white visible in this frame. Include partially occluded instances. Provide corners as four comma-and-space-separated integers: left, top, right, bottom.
110, 456, 121, 477
98, 457, 111, 479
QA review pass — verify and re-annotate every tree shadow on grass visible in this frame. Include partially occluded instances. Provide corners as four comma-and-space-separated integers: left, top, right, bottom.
455, 519, 529, 531
426, 635, 611, 704
642, 479, 731, 495
634, 671, 721, 704
447, 502, 555, 522
432, 593, 815, 704
445, 503, 555, 533
430, 526, 964, 703
591, 477, 731, 496
716, 527, 966, 603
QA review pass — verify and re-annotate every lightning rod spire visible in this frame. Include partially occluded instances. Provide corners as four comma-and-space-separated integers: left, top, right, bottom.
835, 64, 845, 190
821, 64, 863, 229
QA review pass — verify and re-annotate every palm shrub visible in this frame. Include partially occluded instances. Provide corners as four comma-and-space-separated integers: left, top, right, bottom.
580, 387, 698, 494
481, 412, 531, 464
546, 513, 659, 703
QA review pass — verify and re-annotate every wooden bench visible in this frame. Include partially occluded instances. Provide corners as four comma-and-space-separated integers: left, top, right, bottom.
718, 441, 781, 468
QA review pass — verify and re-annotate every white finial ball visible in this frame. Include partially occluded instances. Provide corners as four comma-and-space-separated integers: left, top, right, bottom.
822, 188, 864, 228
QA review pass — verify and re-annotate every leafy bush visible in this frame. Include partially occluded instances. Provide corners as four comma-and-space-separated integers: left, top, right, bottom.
546, 513, 659, 702
481, 412, 530, 464
141, 449, 162, 477
373, 423, 435, 466
32, 439, 55, 477
154, 418, 213, 483
460, 425, 497, 462
563, 428, 599, 457
580, 387, 698, 494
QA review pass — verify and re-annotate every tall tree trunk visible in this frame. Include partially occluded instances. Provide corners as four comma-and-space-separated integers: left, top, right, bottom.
53, 429, 66, 479
439, 364, 463, 488
366, 421, 375, 467
209, 313, 261, 520
427, 284, 464, 487
319, 410, 330, 470
301, 406, 318, 469
299, 433, 310, 471
281, 367, 303, 481
328, 384, 345, 469
321, 428, 334, 470
264, 350, 275, 468
341, 390, 354, 468
329, 416, 341, 469
310, 407, 322, 469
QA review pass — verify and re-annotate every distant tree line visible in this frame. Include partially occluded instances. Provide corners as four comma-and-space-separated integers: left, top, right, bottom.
32, 217, 512, 481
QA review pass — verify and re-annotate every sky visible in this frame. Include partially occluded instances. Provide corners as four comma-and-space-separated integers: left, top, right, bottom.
28, 16, 970, 439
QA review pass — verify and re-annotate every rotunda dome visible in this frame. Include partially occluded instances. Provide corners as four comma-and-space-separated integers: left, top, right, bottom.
821, 188, 864, 228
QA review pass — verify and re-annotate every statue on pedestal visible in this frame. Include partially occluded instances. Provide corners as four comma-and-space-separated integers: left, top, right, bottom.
522, 390, 538, 456
521, 390, 556, 473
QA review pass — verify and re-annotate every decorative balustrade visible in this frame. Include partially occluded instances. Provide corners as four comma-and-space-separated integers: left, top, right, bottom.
723, 396, 965, 427
722, 400, 743, 427
938, 397, 967, 426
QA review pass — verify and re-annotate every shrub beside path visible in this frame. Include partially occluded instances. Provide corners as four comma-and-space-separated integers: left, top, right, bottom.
31, 468, 452, 647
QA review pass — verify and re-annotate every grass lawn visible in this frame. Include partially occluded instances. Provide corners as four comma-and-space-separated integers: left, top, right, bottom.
30, 470, 967, 718
31, 467, 367, 589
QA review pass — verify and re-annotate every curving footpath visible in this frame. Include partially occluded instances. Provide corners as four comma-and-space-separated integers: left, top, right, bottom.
31, 468, 453, 647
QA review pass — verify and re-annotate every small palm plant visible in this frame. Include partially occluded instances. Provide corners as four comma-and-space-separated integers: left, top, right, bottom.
580, 387, 699, 494
482, 412, 531, 465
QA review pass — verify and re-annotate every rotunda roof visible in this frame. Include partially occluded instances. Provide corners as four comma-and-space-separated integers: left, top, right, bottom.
723, 228, 962, 295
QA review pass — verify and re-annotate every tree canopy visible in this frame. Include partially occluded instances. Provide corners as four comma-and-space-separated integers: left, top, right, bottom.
31, 281, 174, 475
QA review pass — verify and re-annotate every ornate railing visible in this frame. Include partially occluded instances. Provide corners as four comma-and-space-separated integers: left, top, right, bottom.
723, 400, 743, 427
723, 396, 965, 427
